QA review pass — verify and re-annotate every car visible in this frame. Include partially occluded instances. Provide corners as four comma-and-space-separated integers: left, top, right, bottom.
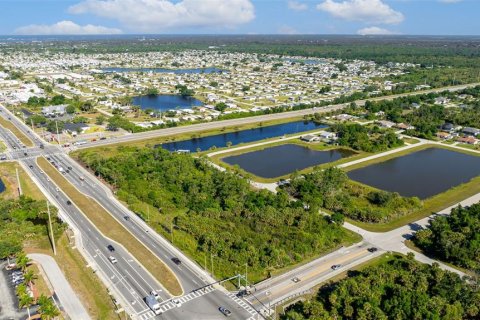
100, 137, 107, 140
108, 256, 118, 264
368, 247, 378, 253
66, 200, 72, 205
65, 170, 70, 173
107, 245, 115, 252
171, 257, 181, 265
150, 290, 161, 300
124, 215, 130, 221
291, 277, 301, 283
67, 166, 72, 170
12, 146, 16, 149
79, 176, 85, 181
219, 307, 232, 317
55, 187, 59, 192
29, 165, 33, 168
172, 299, 182, 308
23, 152, 27, 156
46, 157, 50, 161
331, 264, 342, 270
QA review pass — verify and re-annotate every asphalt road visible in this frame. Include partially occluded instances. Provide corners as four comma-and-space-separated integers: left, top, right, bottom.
76, 83, 480, 149
0, 105, 256, 320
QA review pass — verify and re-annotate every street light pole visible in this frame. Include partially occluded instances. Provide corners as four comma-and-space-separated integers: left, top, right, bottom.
47, 201, 56, 255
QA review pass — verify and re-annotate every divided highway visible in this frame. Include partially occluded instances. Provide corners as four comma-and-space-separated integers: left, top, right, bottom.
0, 105, 256, 320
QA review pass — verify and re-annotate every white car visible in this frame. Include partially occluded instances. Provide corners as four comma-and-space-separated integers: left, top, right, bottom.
150, 290, 161, 300
108, 256, 118, 264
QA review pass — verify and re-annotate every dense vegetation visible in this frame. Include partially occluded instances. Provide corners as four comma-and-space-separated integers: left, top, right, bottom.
77, 147, 357, 281
282, 254, 480, 320
0, 197, 62, 258
331, 123, 404, 152
285, 167, 421, 223
414, 203, 480, 273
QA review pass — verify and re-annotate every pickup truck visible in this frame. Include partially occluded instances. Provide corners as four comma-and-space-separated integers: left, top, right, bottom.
145, 295, 162, 315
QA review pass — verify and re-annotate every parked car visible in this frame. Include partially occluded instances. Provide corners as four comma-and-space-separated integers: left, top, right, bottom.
219, 307, 232, 317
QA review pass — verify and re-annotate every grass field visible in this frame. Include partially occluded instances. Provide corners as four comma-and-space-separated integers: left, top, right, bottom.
0, 117, 34, 147
0, 161, 45, 200
36, 157, 183, 296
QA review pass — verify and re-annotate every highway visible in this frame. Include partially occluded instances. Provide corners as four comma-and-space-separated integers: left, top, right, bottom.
76, 83, 480, 149
0, 106, 256, 320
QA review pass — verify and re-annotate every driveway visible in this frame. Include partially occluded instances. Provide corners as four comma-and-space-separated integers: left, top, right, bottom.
28, 254, 90, 320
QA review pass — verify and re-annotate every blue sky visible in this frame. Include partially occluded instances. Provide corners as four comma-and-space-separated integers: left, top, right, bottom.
0, 0, 478, 35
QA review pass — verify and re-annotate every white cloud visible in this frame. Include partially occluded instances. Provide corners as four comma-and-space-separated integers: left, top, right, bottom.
69, 0, 255, 32
357, 26, 398, 35
15, 20, 122, 35
288, 1, 308, 11
317, 0, 404, 24
278, 25, 298, 35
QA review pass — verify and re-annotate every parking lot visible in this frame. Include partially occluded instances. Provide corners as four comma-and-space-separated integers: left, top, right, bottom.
0, 261, 33, 320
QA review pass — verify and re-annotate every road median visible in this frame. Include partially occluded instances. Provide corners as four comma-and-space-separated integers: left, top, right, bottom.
36, 156, 183, 296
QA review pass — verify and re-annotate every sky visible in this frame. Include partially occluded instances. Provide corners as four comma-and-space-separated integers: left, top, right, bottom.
0, 0, 478, 36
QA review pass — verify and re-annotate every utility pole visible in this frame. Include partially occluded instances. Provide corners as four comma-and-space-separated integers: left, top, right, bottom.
47, 201, 56, 255
211, 253, 215, 278
55, 120, 61, 146
16, 168, 22, 196
245, 263, 248, 287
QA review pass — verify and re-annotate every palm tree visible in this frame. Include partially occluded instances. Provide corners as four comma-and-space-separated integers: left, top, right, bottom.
23, 269, 37, 289
19, 293, 34, 319
37, 295, 60, 319
16, 252, 30, 272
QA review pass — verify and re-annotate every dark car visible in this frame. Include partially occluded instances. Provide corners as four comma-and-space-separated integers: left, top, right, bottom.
368, 247, 378, 253
331, 264, 342, 270
219, 307, 232, 317
171, 257, 181, 265
29, 165, 33, 168
66, 200, 72, 205
68, 166, 72, 170
107, 245, 115, 252
23, 152, 27, 156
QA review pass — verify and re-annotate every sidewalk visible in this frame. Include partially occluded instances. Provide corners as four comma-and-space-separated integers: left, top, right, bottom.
28, 253, 90, 320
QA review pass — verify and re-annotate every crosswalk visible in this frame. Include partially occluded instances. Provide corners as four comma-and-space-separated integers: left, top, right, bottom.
136, 288, 260, 319
227, 292, 259, 319
136, 285, 217, 319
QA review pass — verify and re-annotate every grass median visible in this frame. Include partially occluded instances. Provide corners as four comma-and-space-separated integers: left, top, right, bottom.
36, 156, 183, 296
0, 117, 34, 147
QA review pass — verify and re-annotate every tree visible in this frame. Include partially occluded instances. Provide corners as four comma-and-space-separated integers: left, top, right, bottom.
66, 105, 76, 114
146, 87, 159, 96
95, 115, 106, 125
209, 81, 219, 87
37, 295, 60, 319
16, 252, 30, 271
46, 121, 64, 134
79, 101, 94, 112
19, 293, 34, 319
215, 102, 227, 112
23, 269, 37, 288
30, 115, 47, 126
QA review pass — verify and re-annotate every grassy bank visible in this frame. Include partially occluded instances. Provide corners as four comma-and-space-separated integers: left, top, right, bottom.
36, 157, 183, 296
0, 117, 34, 147
0, 161, 44, 200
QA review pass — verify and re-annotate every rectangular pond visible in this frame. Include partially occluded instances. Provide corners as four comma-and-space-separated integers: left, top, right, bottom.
159, 121, 328, 152
222, 144, 356, 179
347, 147, 480, 199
